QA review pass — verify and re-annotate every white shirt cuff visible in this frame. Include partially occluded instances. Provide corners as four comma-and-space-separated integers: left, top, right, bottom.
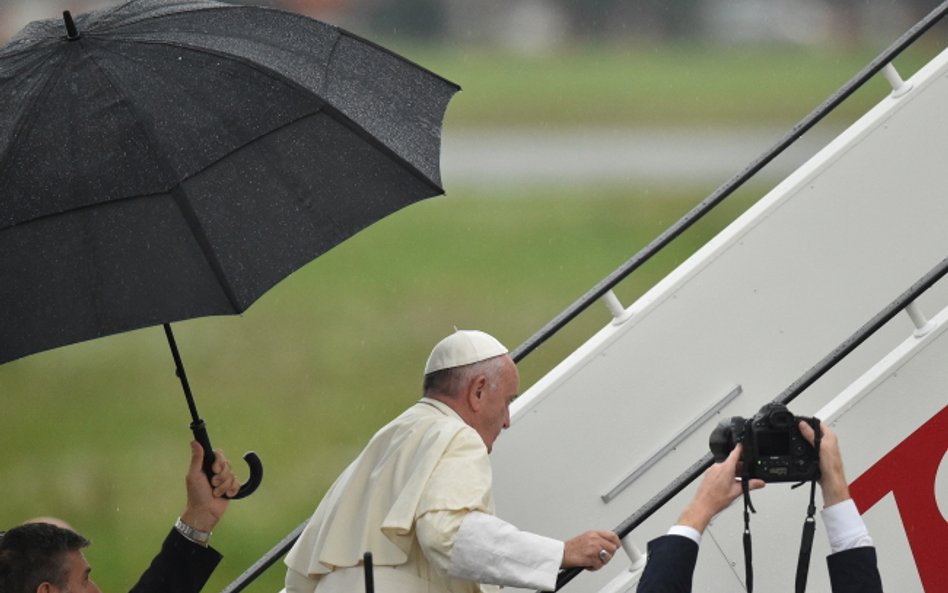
449, 511, 563, 591
821, 499, 873, 553
667, 525, 702, 545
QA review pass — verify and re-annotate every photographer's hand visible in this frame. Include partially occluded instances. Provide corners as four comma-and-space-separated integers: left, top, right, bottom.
677, 445, 765, 533
798, 420, 850, 507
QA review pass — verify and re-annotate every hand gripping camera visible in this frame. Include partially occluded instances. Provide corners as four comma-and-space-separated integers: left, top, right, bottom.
709, 402, 820, 483
709, 403, 823, 593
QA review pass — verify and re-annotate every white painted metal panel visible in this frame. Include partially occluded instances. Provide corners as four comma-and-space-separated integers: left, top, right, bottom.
491, 45, 948, 592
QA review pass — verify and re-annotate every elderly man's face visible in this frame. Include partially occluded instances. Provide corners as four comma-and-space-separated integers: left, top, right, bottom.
474, 356, 519, 453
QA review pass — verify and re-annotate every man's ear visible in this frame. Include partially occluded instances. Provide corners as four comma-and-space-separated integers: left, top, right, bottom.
38, 581, 56, 593
466, 374, 488, 412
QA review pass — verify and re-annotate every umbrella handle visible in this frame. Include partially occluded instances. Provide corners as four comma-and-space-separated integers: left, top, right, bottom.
191, 420, 263, 500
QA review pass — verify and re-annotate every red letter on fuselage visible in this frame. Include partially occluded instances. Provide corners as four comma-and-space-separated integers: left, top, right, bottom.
848, 405, 947, 593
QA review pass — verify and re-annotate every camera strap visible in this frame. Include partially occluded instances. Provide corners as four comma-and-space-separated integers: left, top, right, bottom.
741, 445, 756, 592
742, 496, 754, 593
793, 424, 821, 593
793, 481, 818, 593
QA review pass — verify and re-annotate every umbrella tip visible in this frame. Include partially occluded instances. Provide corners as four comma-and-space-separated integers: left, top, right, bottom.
62, 10, 81, 41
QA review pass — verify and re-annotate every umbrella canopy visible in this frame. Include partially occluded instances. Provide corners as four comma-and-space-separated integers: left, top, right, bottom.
0, 0, 459, 365
0, 0, 459, 498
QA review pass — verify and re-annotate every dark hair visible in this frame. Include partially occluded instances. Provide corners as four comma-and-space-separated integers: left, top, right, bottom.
0, 523, 90, 593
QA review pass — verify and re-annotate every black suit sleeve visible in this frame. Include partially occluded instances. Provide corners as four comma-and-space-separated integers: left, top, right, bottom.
129, 529, 222, 593
826, 547, 883, 593
636, 535, 699, 593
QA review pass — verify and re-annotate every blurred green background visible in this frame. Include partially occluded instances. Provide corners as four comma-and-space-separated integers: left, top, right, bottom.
1, 2, 945, 592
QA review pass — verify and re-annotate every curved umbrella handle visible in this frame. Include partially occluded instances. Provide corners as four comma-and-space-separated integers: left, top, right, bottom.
231, 451, 264, 500
192, 420, 263, 500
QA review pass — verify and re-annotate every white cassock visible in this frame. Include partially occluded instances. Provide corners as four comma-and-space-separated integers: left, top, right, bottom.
285, 398, 563, 593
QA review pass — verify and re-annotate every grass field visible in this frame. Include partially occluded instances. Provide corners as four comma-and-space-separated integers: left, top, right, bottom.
1, 37, 944, 593
400, 41, 940, 129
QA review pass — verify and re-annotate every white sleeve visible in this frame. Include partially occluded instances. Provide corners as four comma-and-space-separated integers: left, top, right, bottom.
821, 499, 873, 553
442, 511, 564, 591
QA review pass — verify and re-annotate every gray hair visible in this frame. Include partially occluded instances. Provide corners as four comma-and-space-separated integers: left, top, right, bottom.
423, 356, 505, 397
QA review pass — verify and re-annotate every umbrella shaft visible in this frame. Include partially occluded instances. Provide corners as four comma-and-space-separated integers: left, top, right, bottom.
163, 323, 202, 423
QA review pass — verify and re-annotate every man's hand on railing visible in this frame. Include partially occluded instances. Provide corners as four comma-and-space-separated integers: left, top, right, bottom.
561, 530, 621, 571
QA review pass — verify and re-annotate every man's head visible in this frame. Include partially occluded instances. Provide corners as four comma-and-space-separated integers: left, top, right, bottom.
0, 523, 100, 593
423, 330, 519, 453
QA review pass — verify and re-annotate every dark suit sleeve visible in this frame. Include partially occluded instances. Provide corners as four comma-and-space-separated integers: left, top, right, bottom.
826, 547, 883, 593
129, 529, 223, 593
636, 535, 699, 593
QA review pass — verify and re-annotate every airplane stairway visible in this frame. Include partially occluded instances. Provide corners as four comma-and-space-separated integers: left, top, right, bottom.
490, 18, 948, 593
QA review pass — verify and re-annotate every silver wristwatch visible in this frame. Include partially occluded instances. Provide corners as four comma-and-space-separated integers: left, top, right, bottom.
174, 517, 211, 547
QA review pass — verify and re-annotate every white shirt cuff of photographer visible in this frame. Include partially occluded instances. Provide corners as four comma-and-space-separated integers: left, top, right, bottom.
821, 499, 873, 553
667, 524, 702, 545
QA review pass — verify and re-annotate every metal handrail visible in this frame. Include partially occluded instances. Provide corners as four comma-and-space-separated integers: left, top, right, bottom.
220, 520, 308, 593
220, 3, 948, 592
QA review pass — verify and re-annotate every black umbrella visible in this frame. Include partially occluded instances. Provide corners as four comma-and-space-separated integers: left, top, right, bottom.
0, 0, 459, 497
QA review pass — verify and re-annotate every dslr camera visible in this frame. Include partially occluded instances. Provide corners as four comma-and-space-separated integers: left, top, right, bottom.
709, 403, 820, 483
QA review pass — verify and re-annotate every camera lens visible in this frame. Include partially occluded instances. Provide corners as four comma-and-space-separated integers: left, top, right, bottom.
709, 418, 739, 462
